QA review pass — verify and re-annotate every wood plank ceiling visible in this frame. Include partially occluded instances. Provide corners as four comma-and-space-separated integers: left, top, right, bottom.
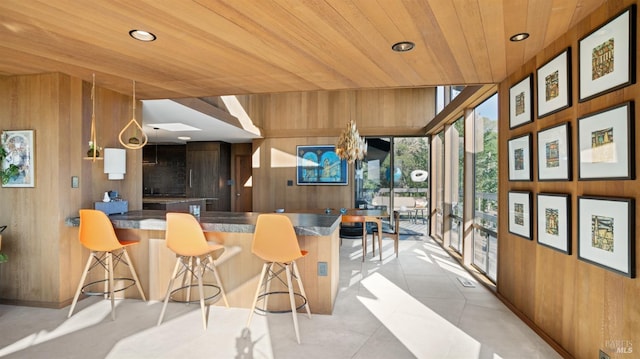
0, 0, 606, 100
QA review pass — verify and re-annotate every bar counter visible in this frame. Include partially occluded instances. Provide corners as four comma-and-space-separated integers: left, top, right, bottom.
67, 210, 342, 314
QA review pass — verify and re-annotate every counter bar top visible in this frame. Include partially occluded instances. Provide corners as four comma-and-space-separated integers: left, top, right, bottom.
142, 197, 213, 204
67, 210, 341, 236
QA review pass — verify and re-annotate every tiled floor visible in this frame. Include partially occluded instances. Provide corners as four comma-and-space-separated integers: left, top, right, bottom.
0, 229, 561, 358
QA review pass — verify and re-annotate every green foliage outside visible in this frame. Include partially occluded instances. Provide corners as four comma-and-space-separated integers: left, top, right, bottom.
362, 137, 429, 197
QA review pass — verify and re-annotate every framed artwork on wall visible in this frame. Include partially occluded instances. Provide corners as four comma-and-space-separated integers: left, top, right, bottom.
537, 122, 571, 181
296, 145, 348, 185
508, 191, 532, 240
578, 196, 635, 277
577, 102, 635, 180
578, 5, 636, 102
1, 130, 35, 188
537, 48, 572, 118
508, 133, 532, 181
509, 74, 533, 129
537, 193, 571, 254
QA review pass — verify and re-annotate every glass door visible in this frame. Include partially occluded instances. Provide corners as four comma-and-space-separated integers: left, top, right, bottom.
355, 137, 430, 234
355, 137, 391, 211
392, 137, 430, 232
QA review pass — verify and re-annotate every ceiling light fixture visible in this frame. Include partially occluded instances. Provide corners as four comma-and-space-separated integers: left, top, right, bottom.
391, 41, 415, 52
129, 29, 156, 42
336, 120, 367, 164
177, 136, 191, 141
118, 80, 148, 149
509, 32, 530, 42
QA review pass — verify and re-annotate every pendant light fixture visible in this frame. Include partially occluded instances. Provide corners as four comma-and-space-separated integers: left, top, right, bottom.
85, 73, 102, 161
118, 80, 148, 150
335, 101, 367, 163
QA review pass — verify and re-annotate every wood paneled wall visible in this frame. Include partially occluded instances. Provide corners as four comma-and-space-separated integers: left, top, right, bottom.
498, 1, 639, 357
0, 73, 142, 306
240, 88, 435, 212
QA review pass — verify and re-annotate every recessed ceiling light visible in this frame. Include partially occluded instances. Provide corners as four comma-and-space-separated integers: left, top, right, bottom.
129, 29, 156, 42
178, 136, 191, 141
509, 32, 529, 42
392, 41, 415, 52
147, 123, 201, 131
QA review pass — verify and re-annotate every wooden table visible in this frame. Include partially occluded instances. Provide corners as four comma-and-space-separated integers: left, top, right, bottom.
294, 208, 388, 260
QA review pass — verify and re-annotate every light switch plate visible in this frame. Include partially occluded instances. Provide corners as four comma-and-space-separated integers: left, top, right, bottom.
71, 176, 79, 188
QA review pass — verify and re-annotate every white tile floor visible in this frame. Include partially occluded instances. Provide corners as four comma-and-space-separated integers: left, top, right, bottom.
0, 234, 561, 358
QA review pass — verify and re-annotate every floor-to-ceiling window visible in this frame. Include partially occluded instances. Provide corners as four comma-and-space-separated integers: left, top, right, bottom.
433, 130, 445, 240
472, 93, 498, 281
449, 116, 464, 253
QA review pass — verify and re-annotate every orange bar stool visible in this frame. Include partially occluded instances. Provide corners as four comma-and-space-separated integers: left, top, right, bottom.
157, 212, 229, 330
68, 209, 147, 320
246, 214, 311, 344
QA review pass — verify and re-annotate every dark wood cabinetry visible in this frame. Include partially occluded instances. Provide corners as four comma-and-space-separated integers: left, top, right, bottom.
186, 142, 231, 211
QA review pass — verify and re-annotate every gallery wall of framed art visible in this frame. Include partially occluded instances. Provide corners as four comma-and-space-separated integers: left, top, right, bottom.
497, 2, 640, 358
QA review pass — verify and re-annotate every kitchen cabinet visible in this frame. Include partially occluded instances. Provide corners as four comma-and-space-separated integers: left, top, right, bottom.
186, 141, 231, 210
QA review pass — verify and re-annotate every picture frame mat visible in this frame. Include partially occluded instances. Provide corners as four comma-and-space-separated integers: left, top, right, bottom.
509, 74, 533, 129
508, 133, 532, 181
508, 191, 532, 239
537, 122, 571, 181
537, 193, 570, 253
578, 5, 636, 101
578, 196, 634, 277
537, 48, 572, 118
578, 102, 633, 180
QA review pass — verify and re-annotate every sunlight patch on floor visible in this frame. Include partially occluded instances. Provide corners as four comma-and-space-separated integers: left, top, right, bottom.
107, 306, 273, 359
358, 272, 484, 358
0, 300, 116, 356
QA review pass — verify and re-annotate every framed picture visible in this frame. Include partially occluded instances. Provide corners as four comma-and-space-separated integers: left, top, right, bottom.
296, 145, 348, 185
509, 74, 533, 129
578, 196, 635, 277
508, 191, 532, 240
578, 102, 634, 180
578, 5, 636, 102
537, 193, 571, 254
1, 130, 35, 188
537, 122, 571, 181
508, 133, 532, 181
537, 48, 572, 118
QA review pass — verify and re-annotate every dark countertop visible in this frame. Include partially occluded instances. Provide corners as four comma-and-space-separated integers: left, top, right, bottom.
66, 210, 341, 236
142, 197, 213, 204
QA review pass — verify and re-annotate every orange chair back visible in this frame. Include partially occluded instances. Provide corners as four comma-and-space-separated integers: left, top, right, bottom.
165, 213, 211, 256
252, 214, 303, 263
341, 215, 366, 224
79, 209, 124, 252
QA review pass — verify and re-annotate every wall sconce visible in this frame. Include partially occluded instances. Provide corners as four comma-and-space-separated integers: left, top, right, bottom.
104, 148, 126, 180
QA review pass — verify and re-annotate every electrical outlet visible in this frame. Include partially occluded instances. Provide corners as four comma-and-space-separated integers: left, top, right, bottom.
287, 180, 293, 186
317, 262, 328, 276
599, 349, 610, 359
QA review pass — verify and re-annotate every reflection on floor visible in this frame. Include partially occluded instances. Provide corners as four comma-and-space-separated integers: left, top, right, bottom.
0, 232, 561, 358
